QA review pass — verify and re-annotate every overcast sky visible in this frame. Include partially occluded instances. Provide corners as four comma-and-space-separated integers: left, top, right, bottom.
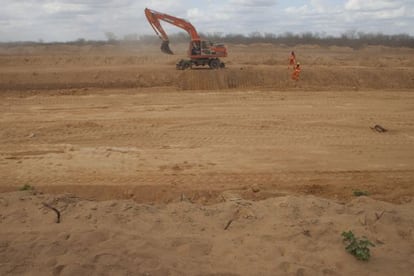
1, 0, 413, 42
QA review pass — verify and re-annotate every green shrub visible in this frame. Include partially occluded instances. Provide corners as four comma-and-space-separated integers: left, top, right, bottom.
19, 184, 33, 191
353, 190, 369, 197
342, 231, 375, 261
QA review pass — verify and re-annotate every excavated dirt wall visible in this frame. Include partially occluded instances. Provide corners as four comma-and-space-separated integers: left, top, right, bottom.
1, 66, 413, 91
1, 43, 413, 92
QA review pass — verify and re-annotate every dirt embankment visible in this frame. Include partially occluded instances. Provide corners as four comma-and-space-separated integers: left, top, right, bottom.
0, 44, 413, 92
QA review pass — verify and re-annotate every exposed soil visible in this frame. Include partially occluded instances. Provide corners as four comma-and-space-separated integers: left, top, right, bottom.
0, 43, 413, 275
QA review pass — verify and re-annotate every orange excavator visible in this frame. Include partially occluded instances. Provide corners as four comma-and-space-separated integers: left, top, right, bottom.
145, 8, 227, 70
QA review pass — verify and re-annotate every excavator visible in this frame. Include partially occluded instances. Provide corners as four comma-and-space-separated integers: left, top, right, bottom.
144, 8, 227, 70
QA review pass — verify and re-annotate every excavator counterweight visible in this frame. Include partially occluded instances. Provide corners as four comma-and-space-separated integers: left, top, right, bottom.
145, 8, 227, 69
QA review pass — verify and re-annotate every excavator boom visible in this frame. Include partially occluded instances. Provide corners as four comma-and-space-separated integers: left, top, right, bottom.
145, 8, 200, 54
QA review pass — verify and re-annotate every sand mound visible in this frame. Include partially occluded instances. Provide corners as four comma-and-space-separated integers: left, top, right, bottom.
1, 191, 413, 275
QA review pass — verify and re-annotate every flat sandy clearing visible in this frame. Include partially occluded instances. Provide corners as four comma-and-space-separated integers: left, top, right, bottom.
0, 43, 413, 275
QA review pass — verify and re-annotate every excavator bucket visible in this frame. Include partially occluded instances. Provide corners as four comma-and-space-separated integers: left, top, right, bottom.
161, 40, 174, 55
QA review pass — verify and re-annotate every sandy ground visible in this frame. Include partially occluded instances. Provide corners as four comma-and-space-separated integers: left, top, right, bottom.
0, 43, 414, 275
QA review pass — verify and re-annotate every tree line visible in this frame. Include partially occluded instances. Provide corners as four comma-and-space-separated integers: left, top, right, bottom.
137, 31, 414, 48
1, 31, 413, 48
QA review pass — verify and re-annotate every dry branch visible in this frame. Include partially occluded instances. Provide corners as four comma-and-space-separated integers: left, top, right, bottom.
224, 219, 233, 230
42, 202, 61, 223
370, 124, 387, 133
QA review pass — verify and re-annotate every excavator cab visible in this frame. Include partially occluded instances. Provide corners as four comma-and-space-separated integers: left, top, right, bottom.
189, 40, 227, 57
191, 41, 201, 55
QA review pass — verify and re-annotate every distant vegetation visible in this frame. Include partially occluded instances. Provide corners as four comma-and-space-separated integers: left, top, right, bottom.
1, 31, 413, 48
149, 31, 414, 48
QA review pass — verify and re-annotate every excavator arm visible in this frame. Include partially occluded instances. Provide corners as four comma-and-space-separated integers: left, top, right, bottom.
145, 8, 200, 55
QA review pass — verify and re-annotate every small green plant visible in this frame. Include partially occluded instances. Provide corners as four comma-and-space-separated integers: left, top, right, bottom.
19, 184, 34, 191
342, 231, 375, 261
353, 189, 369, 197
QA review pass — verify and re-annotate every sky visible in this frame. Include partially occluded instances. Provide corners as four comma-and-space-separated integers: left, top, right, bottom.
0, 0, 413, 42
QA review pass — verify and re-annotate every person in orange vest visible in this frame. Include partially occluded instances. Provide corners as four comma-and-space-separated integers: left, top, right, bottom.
289, 51, 296, 69
291, 62, 301, 81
